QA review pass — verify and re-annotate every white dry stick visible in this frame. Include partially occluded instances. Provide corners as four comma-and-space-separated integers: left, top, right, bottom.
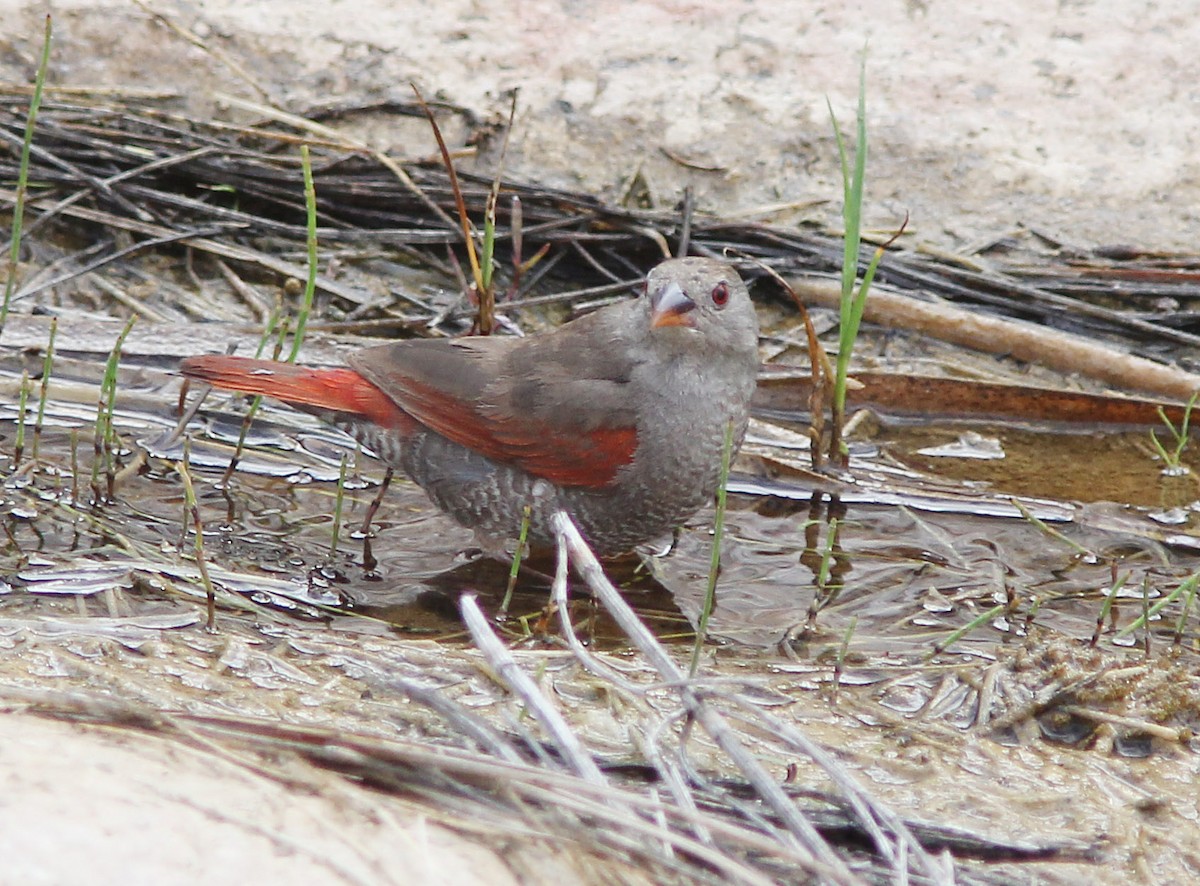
551, 537, 716, 851
551, 533, 642, 693
792, 277, 1200, 402
724, 695, 955, 886
551, 511, 863, 886
458, 593, 607, 787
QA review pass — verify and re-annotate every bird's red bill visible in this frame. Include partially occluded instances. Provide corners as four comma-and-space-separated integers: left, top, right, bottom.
650, 311, 695, 329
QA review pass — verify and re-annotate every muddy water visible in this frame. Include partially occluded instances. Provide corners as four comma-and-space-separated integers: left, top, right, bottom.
5, 359, 1200, 665
873, 422, 1200, 509
6, 348, 1200, 885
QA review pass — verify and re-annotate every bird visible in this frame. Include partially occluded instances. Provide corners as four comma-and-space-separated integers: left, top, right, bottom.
180, 257, 760, 557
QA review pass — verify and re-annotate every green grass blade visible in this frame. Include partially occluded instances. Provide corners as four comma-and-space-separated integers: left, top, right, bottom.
689, 419, 735, 676
13, 371, 29, 469
1, 15, 53, 335
33, 316, 57, 461
932, 603, 1007, 656
330, 452, 349, 557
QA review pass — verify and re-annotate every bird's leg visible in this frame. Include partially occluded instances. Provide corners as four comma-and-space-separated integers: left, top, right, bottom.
665, 525, 683, 556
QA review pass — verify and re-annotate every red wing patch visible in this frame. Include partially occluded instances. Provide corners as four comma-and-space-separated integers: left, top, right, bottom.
388, 375, 637, 488
182, 355, 639, 486
180, 355, 416, 433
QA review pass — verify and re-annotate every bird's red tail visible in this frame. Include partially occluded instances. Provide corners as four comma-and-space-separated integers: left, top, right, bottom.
180, 355, 415, 431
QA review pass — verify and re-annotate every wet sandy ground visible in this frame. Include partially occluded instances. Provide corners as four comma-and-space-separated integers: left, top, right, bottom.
4, 0, 1200, 252
4, 2, 1200, 883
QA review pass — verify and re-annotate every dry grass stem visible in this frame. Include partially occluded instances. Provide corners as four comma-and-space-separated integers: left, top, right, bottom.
791, 277, 1200, 402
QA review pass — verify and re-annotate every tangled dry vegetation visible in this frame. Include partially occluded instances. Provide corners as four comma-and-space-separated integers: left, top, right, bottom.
3, 89, 1200, 884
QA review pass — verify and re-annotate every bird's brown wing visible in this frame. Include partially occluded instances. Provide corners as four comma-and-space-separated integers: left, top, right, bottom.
350, 331, 640, 488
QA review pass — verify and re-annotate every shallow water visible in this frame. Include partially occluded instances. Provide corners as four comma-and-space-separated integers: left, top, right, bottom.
4, 349, 1200, 669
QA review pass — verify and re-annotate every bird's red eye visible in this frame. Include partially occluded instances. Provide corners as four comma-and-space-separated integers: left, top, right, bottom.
711, 281, 730, 307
